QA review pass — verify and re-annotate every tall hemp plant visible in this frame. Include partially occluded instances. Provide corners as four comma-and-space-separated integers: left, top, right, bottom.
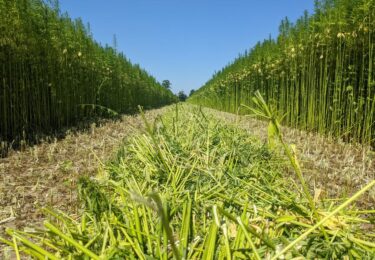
189, 0, 375, 147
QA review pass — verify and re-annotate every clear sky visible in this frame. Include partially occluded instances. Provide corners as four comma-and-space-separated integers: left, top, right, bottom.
59, 1, 315, 94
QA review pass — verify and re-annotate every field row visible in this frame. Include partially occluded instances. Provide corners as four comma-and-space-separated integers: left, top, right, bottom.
2, 104, 373, 259
190, 0, 375, 146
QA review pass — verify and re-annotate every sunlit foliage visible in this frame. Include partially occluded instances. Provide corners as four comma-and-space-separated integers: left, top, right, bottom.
0, 0, 176, 151
190, 0, 375, 146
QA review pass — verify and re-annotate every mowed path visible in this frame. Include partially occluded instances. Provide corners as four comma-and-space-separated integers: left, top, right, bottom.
0, 104, 374, 256
0, 107, 168, 239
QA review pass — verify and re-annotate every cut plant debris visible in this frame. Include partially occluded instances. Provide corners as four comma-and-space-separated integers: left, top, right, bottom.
1, 104, 374, 259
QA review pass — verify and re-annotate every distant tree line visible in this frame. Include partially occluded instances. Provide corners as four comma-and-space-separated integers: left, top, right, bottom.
161, 79, 193, 102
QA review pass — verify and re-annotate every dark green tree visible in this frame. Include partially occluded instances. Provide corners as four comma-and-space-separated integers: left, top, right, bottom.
162, 80, 171, 89
178, 91, 188, 102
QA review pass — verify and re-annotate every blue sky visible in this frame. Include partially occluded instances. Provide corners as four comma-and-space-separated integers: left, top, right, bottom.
59, 1, 315, 94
